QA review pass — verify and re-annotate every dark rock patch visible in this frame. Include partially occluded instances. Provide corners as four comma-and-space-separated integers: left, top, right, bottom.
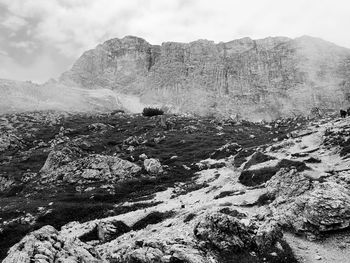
219, 208, 247, 219
233, 148, 256, 168
239, 159, 309, 187
183, 213, 197, 223
243, 151, 276, 170
214, 190, 245, 199
304, 157, 322, 163
132, 211, 175, 231
80, 225, 99, 242
97, 220, 131, 242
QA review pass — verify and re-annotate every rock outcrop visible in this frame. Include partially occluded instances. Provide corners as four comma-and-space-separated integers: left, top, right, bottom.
267, 170, 350, 234
3, 210, 296, 263
2, 225, 103, 263
239, 158, 308, 186
40, 151, 142, 185
194, 212, 254, 252
60, 35, 350, 120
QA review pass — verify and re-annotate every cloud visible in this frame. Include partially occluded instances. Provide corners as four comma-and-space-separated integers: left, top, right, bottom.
0, 53, 56, 83
1, 15, 27, 31
10, 40, 37, 53
0, 49, 9, 56
1, 0, 350, 82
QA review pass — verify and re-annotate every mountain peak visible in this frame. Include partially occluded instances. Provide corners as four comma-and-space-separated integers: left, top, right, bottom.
59, 35, 350, 120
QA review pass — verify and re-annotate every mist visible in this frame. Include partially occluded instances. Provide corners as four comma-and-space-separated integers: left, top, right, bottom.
0, 79, 150, 115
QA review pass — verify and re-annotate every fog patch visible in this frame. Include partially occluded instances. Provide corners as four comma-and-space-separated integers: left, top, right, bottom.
115, 93, 145, 113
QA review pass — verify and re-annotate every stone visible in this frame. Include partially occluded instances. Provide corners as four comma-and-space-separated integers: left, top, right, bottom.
123, 135, 144, 146
3, 225, 105, 263
243, 152, 276, 170
194, 212, 254, 252
144, 158, 163, 175
88, 123, 110, 132
304, 182, 350, 231
267, 169, 350, 233
255, 220, 283, 251
239, 159, 308, 187
97, 220, 130, 242
3, 226, 59, 263
266, 168, 311, 200
0, 133, 22, 152
40, 146, 83, 174
0, 176, 15, 193
40, 153, 142, 185
139, 153, 148, 160
210, 142, 241, 159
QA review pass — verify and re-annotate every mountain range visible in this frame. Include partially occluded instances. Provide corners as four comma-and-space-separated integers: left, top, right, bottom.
3, 35, 350, 120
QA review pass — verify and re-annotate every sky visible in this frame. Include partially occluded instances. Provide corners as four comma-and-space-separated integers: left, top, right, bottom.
0, 0, 350, 83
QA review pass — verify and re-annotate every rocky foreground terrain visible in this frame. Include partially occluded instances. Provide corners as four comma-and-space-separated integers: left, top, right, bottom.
1, 110, 350, 262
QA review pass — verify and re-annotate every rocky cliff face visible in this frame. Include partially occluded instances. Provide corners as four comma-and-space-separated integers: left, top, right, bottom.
60, 35, 350, 120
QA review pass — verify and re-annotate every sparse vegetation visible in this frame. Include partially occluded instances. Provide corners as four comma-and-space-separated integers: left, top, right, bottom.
0, 111, 309, 261
142, 107, 164, 117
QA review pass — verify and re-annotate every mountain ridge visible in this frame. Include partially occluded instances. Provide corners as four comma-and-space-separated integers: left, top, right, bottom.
2, 35, 350, 120
59, 35, 350, 120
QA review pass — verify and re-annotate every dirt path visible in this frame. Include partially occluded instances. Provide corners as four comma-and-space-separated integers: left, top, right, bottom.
284, 232, 350, 263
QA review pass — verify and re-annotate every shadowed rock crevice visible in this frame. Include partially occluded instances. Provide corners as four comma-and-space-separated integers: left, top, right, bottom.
132, 211, 175, 231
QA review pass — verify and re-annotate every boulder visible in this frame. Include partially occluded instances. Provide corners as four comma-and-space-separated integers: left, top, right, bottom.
267, 169, 350, 233
41, 154, 141, 185
139, 153, 148, 160
88, 123, 110, 132
255, 220, 283, 251
243, 151, 276, 170
304, 182, 350, 231
3, 226, 58, 263
97, 220, 130, 242
123, 135, 145, 146
144, 158, 163, 175
3, 225, 103, 263
125, 247, 163, 263
0, 133, 22, 152
239, 159, 308, 187
193, 211, 296, 262
40, 146, 83, 174
266, 168, 311, 200
194, 212, 254, 252
0, 176, 15, 193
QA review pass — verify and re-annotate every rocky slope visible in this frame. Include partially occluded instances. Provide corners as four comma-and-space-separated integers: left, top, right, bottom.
0, 110, 304, 261
2, 111, 350, 262
60, 35, 350, 120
